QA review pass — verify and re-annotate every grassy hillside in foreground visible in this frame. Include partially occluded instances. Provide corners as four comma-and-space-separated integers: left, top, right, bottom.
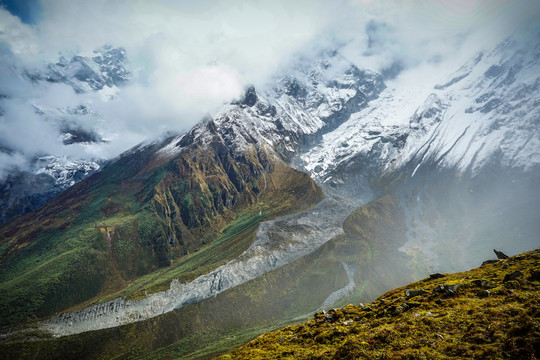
220, 249, 540, 359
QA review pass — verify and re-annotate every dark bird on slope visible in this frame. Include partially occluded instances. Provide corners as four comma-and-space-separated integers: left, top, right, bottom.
494, 249, 509, 259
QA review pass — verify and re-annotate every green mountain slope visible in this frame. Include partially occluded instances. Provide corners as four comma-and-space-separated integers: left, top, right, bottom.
0, 123, 323, 327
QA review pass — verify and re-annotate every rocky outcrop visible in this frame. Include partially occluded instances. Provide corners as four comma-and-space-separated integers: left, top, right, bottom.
494, 249, 509, 259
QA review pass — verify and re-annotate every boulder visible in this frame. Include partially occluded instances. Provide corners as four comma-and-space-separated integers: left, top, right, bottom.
503, 271, 523, 282
429, 273, 445, 280
529, 269, 540, 281
404, 289, 426, 299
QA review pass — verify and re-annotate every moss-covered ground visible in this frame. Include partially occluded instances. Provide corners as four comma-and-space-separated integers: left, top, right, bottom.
221, 249, 540, 359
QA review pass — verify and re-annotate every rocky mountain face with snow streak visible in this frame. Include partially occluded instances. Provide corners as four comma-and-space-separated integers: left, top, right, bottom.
0, 157, 99, 225
212, 51, 384, 160
0, 152, 101, 227
401, 36, 540, 176
300, 33, 540, 191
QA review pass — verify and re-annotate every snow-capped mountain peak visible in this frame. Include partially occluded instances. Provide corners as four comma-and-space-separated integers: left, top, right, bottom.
44, 45, 131, 93
299, 31, 540, 189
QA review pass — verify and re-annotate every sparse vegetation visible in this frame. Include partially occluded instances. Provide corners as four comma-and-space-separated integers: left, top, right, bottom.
221, 249, 540, 359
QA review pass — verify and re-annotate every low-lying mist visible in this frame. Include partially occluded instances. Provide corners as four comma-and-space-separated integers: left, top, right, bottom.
395, 164, 540, 275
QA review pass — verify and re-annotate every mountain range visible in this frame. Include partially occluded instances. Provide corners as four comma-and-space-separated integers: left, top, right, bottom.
0, 28, 539, 359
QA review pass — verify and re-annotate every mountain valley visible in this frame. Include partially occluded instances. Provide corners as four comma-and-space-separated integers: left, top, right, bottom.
0, 19, 539, 360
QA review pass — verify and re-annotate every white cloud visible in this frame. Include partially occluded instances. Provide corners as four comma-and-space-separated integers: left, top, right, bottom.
0, 9, 39, 58
0, 97, 64, 156
0, 151, 29, 181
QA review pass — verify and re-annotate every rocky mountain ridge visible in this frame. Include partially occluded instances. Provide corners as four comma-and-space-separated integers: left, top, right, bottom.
30, 45, 131, 93
299, 31, 540, 190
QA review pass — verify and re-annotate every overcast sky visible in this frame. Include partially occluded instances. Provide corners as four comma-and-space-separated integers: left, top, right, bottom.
0, 0, 539, 178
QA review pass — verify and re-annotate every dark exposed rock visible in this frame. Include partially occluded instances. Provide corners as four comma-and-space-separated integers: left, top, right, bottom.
433, 283, 462, 295
281, 77, 307, 100
232, 85, 258, 107
429, 273, 445, 280
470, 279, 493, 288
479, 98, 501, 113
445, 284, 461, 294
177, 128, 197, 147
359, 303, 372, 312
393, 303, 408, 315
503, 270, 523, 282
243, 86, 258, 107
255, 102, 276, 117
477, 290, 491, 297
433, 285, 445, 294
529, 269, 540, 281
61, 127, 103, 145
484, 64, 505, 78
482, 259, 500, 266
494, 249, 509, 259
